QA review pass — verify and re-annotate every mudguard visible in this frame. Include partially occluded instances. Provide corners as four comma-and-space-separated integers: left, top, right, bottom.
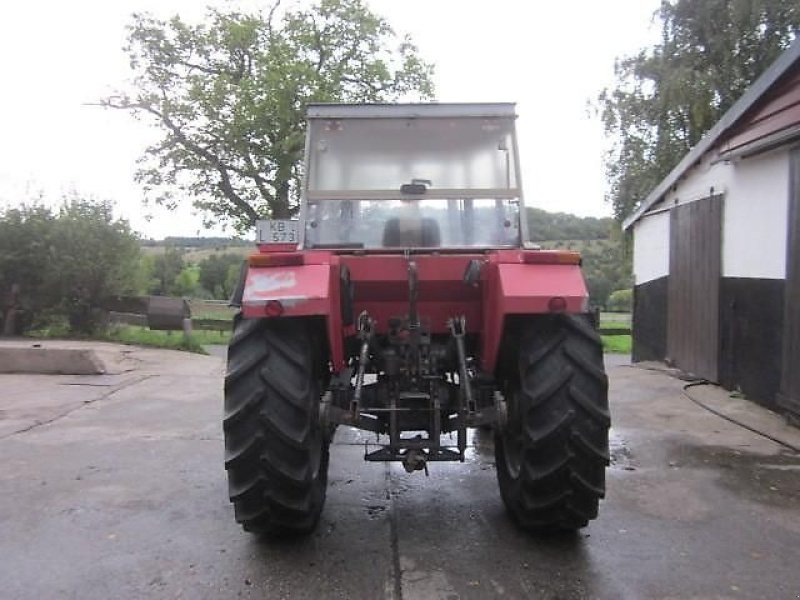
240, 252, 346, 369
480, 258, 589, 374
242, 265, 332, 317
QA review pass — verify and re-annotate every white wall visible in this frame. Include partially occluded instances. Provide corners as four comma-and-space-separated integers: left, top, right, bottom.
633, 211, 670, 284
664, 154, 734, 207
650, 148, 789, 280
722, 150, 789, 279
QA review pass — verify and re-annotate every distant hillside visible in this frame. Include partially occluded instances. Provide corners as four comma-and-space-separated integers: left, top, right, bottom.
140, 236, 251, 263
140, 236, 249, 248
526, 207, 615, 242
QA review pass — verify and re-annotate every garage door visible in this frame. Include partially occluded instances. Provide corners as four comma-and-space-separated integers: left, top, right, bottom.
667, 195, 723, 381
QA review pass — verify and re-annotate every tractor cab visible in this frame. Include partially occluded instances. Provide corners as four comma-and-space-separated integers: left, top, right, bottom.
301, 103, 523, 251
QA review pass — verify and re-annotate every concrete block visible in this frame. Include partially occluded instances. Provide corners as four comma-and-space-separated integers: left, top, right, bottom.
0, 346, 106, 375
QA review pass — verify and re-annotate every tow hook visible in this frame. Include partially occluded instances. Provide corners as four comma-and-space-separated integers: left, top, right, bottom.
402, 449, 429, 476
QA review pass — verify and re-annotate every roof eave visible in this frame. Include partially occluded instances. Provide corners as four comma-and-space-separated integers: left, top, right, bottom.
622, 36, 800, 231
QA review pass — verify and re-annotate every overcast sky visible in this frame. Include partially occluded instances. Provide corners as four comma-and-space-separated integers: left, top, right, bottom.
0, 0, 661, 239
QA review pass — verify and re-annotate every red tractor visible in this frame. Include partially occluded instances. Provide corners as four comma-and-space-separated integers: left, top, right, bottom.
224, 103, 609, 535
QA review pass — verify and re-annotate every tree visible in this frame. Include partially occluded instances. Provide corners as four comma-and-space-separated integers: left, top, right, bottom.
535, 212, 633, 309
598, 0, 800, 221
102, 0, 434, 232
46, 199, 142, 332
526, 207, 614, 242
607, 288, 633, 313
198, 252, 244, 298
149, 246, 185, 296
173, 265, 201, 297
0, 197, 142, 333
0, 205, 55, 310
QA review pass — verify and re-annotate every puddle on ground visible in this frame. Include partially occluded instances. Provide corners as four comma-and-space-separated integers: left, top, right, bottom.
609, 428, 637, 472
365, 504, 387, 519
668, 444, 800, 508
463, 427, 495, 464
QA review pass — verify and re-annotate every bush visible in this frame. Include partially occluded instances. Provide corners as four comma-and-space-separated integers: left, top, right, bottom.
0, 196, 142, 334
198, 253, 245, 299
606, 289, 633, 312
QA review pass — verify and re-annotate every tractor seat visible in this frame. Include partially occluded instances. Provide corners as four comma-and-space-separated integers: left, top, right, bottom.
382, 217, 441, 248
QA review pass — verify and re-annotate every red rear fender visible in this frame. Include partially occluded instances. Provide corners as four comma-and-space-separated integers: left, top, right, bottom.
241, 256, 346, 369
242, 264, 332, 318
481, 260, 589, 374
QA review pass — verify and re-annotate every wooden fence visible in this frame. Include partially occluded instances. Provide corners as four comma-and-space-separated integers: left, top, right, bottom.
103, 296, 231, 334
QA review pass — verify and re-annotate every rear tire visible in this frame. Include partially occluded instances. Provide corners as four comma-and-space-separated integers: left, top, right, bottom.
495, 314, 610, 531
224, 316, 329, 535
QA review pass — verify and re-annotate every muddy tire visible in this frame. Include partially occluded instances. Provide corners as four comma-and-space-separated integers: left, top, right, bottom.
224, 316, 329, 535
495, 314, 610, 531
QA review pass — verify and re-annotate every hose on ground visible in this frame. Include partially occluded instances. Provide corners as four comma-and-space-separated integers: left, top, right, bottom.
682, 380, 800, 454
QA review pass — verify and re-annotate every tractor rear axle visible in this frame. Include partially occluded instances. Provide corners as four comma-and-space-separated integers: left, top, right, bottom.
320, 307, 505, 466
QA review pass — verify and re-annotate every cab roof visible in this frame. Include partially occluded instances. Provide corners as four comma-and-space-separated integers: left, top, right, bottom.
306, 103, 517, 120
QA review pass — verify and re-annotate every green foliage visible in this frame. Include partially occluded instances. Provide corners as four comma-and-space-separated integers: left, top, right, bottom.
607, 288, 633, 312
173, 265, 201, 297
141, 236, 249, 248
148, 246, 185, 296
0, 205, 55, 313
225, 263, 242, 299
198, 252, 244, 299
601, 334, 632, 354
103, 0, 435, 232
527, 208, 614, 242
598, 0, 800, 221
535, 210, 632, 309
128, 253, 156, 296
102, 325, 218, 353
0, 197, 141, 334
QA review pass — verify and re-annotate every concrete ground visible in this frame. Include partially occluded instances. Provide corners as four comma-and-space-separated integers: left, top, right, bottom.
1, 342, 799, 599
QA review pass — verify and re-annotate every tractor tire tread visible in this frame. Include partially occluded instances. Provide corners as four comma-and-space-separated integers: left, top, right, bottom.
224, 316, 329, 536
496, 313, 610, 532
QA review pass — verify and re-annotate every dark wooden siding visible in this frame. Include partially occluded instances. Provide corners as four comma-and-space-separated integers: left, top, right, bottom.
667, 196, 723, 381
633, 277, 668, 362
721, 68, 800, 154
719, 278, 784, 408
780, 147, 800, 420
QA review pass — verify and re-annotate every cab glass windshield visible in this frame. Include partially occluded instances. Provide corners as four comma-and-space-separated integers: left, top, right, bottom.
304, 198, 520, 249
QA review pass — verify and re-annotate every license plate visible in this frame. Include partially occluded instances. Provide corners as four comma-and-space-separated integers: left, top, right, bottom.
256, 220, 300, 245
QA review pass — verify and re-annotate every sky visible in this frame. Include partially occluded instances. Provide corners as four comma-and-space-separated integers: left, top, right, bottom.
0, 0, 661, 239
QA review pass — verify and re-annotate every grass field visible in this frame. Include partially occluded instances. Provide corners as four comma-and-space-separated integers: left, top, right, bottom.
27, 323, 229, 354
601, 334, 632, 354
102, 326, 217, 353
188, 299, 237, 321
182, 245, 250, 264
600, 321, 631, 330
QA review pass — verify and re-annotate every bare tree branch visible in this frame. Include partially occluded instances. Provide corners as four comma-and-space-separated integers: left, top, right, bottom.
105, 96, 260, 225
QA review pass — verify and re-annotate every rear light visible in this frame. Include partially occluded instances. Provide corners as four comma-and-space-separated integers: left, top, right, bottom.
264, 300, 284, 317
249, 252, 304, 267
548, 296, 568, 312
522, 251, 581, 265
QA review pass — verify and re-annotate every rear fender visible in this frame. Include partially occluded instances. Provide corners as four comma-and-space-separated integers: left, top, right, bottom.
481, 261, 589, 374
241, 258, 346, 370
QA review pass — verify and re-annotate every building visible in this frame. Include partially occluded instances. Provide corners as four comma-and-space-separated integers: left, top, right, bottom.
623, 38, 800, 422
